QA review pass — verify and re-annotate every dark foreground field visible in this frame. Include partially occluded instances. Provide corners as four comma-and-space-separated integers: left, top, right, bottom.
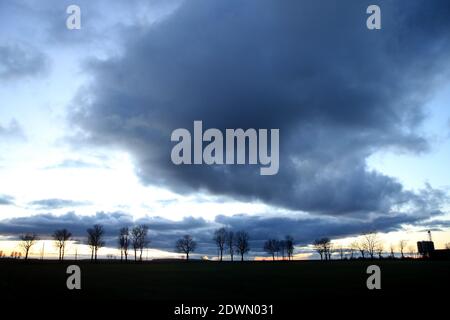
2, 259, 448, 302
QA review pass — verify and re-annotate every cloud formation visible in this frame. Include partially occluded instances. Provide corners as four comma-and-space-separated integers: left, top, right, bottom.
28, 199, 92, 210
0, 194, 14, 206
69, 0, 450, 219
0, 205, 445, 254
0, 211, 213, 250
0, 44, 49, 80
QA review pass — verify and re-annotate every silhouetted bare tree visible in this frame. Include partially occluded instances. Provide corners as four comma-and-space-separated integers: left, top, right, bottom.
213, 228, 227, 261
363, 232, 379, 259
53, 229, 72, 261
235, 231, 250, 261
399, 240, 407, 258
264, 239, 280, 260
131, 225, 149, 261
87, 224, 105, 261
285, 235, 294, 260
390, 244, 395, 258
175, 235, 197, 260
375, 243, 383, 259
351, 240, 366, 259
338, 246, 345, 260
118, 227, 130, 262
279, 240, 286, 259
20, 233, 38, 260
327, 242, 334, 260
313, 238, 331, 260
226, 230, 234, 261
313, 239, 324, 260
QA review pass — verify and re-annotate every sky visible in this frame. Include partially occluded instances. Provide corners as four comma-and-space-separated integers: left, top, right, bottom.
0, 0, 450, 260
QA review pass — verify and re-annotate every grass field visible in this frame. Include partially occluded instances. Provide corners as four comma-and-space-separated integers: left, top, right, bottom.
2, 259, 449, 302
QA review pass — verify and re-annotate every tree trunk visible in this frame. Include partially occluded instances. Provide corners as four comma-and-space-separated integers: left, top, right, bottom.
25, 249, 29, 260
186, 252, 189, 260
241, 253, 244, 261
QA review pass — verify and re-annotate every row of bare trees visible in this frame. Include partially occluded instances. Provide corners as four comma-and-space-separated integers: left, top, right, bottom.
14, 231, 71, 261
15, 228, 264, 262
175, 229, 252, 261
212, 228, 251, 261
347, 232, 383, 259
313, 237, 332, 260
263, 236, 295, 260
117, 225, 150, 261
14, 227, 95, 261
14, 227, 425, 261
313, 232, 418, 260
16, 228, 90, 261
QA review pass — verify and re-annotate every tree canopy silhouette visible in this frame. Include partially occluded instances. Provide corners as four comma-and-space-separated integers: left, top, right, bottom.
53, 229, 72, 261
131, 225, 150, 261
20, 233, 39, 260
213, 228, 227, 261
87, 224, 105, 261
175, 235, 197, 260
235, 231, 250, 261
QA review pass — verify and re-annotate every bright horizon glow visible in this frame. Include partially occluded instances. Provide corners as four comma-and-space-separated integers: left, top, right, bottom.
1, 227, 448, 261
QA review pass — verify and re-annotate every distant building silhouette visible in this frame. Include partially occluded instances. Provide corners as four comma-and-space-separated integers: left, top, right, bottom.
417, 241, 450, 260
417, 241, 434, 258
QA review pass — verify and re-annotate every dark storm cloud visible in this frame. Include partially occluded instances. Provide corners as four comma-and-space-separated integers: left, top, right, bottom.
0, 208, 442, 253
415, 219, 450, 231
69, 0, 450, 217
0, 212, 211, 236
0, 195, 14, 206
0, 211, 131, 237
28, 199, 92, 210
0, 211, 213, 250
216, 213, 430, 247
136, 215, 209, 231
0, 44, 49, 80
